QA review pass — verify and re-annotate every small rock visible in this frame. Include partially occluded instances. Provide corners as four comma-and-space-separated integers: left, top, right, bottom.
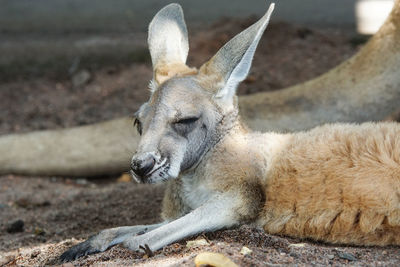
338, 252, 357, 261
72, 69, 91, 87
240, 246, 252, 256
186, 238, 210, 248
75, 178, 88, 185
327, 254, 335, 260
289, 243, 306, 248
7, 219, 24, 233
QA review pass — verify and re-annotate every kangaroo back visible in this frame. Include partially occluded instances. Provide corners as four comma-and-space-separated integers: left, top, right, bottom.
261, 122, 400, 245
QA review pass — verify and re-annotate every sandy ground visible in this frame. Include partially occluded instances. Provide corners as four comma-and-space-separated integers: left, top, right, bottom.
1, 17, 399, 266
1, 176, 400, 267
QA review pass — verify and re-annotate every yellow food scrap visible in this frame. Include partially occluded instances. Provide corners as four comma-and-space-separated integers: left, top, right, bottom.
195, 252, 238, 267
117, 173, 132, 182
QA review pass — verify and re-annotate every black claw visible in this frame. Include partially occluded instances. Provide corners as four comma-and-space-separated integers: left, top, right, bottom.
59, 239, 99, 262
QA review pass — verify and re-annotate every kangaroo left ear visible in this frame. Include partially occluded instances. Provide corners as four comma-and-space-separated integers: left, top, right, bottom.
148, 4, 197, 86
198, 3, 275, 106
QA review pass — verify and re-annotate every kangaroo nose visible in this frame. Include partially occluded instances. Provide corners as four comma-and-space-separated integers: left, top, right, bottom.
131, 155, 156, 179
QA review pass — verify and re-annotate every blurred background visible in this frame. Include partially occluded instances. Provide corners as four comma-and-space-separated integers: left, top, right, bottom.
2, 0, 394, 135
0, 0, 363, 82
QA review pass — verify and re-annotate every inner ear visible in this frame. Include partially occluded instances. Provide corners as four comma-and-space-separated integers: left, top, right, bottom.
197, 3, 275, 103
147, 4, 197, 86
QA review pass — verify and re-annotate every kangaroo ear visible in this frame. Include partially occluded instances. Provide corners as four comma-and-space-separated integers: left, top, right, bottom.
148, 3, 197, 86
198, 3, 275, 104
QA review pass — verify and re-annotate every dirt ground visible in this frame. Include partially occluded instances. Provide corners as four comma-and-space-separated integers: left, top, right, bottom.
1, 18, 399, 266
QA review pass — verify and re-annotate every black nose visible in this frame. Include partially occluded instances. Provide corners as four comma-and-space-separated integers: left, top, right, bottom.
131, 155, 156, 179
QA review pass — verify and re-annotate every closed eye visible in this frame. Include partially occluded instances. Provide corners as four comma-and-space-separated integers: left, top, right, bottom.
173, 117, 199, 136
175, 117, 199, 124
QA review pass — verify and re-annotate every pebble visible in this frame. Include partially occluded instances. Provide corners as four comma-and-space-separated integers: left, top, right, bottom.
338, 252, 357, 261
75, 178, 88, 185
72, 69, 91, 87
186, 238, 210, 248
327, 254, 335, 260
240, 246, 253, 256
6, 219, 24, 233
289, 243, 306, 248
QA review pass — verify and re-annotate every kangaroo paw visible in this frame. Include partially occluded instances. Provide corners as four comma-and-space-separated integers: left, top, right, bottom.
59, 237, 102, 262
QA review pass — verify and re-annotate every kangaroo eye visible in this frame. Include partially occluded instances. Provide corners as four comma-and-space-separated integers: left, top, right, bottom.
175, 117, 199, 124
173, 117, 199, 136
134, 118, 143, 135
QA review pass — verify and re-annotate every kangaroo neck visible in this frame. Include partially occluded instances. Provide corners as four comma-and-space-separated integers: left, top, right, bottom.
180, 107, 243, 178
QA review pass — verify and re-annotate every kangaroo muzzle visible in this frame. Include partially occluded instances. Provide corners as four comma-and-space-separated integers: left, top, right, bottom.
130, 154, 156, 182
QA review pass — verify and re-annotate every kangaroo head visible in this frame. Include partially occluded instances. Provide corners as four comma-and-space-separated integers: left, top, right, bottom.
130, 3, 275, 183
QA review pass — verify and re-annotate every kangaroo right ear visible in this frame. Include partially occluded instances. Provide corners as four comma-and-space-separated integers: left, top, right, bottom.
198, 3, 275, 107
148, 3, 197, 87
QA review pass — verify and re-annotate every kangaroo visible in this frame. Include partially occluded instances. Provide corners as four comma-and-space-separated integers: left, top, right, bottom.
61, 3, 400, 262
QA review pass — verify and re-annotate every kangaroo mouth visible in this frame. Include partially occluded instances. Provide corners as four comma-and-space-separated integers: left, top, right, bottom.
130, 158, 171, 184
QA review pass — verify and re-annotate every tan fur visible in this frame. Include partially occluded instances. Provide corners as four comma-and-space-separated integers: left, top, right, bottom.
184, 121, 400, 246
155, 62, 197, 85
146, 2, 400, 248
261, 122, 400, 245
197, 59, 226, 94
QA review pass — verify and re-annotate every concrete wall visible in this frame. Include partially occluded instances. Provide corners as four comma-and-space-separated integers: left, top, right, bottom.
0, 0, 358, 81
0, 0, 357, 34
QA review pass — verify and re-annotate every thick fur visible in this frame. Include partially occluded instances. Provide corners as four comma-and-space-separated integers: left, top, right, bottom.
162, 121, 400, 246
262, 122, 400, 245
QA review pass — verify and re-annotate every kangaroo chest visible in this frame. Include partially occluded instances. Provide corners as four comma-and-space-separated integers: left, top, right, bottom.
181, 174, 215, 210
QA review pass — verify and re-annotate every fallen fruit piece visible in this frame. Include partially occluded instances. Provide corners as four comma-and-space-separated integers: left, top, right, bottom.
117, 173, 132, 182
195, 252, 238, 267
240, 246, 252, 255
